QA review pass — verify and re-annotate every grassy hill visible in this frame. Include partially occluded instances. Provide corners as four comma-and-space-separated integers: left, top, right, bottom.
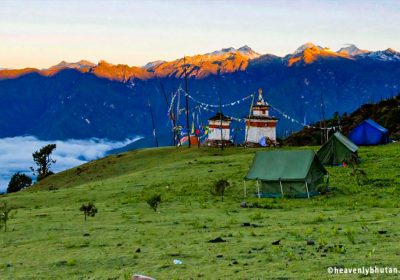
1, 144, 400, 279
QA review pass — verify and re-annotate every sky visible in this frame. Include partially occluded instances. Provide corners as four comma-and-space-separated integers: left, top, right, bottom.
0, 0, 399, 69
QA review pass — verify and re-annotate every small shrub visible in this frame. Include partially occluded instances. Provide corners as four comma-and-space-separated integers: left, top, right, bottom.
79, 202, 98, 221
0, 201, 11, 232
317, 237, 328, 246
67, 259, 76, 266
211, 179, 230, 202
333, 244, 346, 254
146, 194, 161, 212
345, 228, 356, 244
347, 155, 369, 186
367, 248, 375, 258
250, 212, 263, 221
312, 213, 326, 223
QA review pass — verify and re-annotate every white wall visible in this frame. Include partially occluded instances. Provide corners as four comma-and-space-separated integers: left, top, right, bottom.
245, 126, 276, 143
208, 128, 230, 141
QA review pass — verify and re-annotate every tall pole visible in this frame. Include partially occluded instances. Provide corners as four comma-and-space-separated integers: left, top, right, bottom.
183, 56, 191, 148
244, 93, 255, 146
176, 86, 181, 146
320, 91, 326, 144
147, 96, 159, 147
218, 89, 224, 151
196, 107, 201, 148
158, 80, 174, 146
158, 80, 180, 146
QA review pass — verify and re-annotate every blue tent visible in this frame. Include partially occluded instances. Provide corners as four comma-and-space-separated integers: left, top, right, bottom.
348, 119, 390, 146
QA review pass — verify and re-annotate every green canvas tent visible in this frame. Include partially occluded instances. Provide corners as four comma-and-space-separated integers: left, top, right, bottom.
244, 150, 328, 198
317, 132, 358, 165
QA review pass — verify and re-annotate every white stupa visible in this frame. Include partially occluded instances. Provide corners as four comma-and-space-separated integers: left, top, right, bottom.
205, 112, 233, 147
244, 88, 278, 146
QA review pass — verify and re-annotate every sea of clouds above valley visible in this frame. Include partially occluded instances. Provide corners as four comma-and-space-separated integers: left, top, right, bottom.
0, 136, 138, 193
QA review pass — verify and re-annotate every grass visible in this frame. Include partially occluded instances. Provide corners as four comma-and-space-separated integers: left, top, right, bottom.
0, 143, 399, 279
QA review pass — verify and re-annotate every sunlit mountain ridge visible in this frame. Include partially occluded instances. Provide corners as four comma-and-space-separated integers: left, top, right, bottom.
2, 43, 399, 81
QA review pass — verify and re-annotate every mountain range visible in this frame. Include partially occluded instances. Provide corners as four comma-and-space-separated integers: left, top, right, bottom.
0, 43, 399, 144
2, 43, 400, 81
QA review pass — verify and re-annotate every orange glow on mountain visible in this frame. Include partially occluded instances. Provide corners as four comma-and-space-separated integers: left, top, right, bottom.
91, 61, 152, 82
288, 45, 350, 66
1, 45, 397, 80
288, 57, 301, 66
0, 68, 40, 79
0, 51, 251, 81
150, 51, 250, 79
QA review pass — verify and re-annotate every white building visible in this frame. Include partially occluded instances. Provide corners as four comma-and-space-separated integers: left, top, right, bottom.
206, 112, 233, 147
245, 89, 278, 146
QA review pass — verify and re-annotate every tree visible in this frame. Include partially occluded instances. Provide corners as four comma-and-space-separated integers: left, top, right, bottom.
146, 194, 161, 212
211, 179, 230, 202
30, 144, 56, 181
333, 111, 339, 120
79, 202, 98, 221
0, 201, 11, 232
7, 172, 32, 193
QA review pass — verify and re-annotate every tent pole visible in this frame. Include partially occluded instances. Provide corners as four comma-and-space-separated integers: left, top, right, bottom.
243, 180, 247, 198
256, 180, 260, 199
279, 179, 284, 198
305, 181, 310, 199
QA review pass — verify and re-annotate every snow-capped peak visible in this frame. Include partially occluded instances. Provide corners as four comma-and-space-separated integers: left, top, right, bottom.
337, 44, 368, 56
238, 45, 252, 52
142, 60, 166, 69
50, 60, 96, 69
237, 45, 261, 59
206, 46, 260, 59
293, 42, 323, 54
364, 48, 400, 61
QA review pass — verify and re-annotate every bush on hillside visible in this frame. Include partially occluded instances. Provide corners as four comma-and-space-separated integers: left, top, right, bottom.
7, 172, 32, 193
211, 179, 230, 202
146, 194, 161, 212
79, 202, 98, 221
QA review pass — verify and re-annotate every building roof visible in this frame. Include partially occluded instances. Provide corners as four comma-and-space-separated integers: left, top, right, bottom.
208, 112, 231, 121
245, 150, 327, 181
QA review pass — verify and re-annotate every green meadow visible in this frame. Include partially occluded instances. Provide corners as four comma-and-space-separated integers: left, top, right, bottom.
0, 143, 399, 279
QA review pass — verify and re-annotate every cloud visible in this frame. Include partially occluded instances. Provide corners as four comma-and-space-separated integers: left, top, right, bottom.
0, 136, 139, 193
